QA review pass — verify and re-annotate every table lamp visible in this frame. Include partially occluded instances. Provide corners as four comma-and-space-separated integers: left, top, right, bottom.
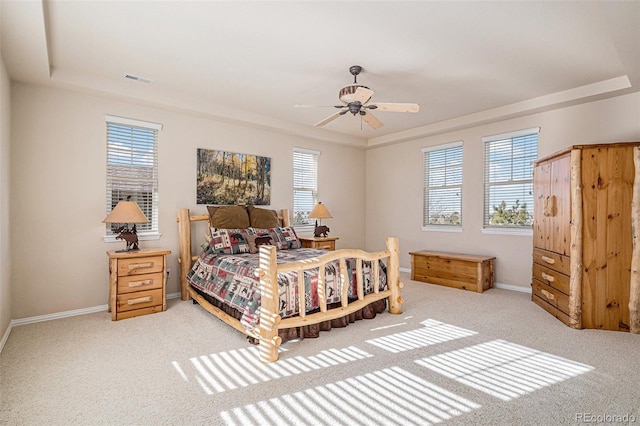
308, 202, 332, 236
102, 196, 149, 252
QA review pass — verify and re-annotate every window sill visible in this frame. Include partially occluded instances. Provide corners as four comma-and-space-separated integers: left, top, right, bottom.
481, 227, 532, 236
421, 225, 463, 233
103, 232, 162, 243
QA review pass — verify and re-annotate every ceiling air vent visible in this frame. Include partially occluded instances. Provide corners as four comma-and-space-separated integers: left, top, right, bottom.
124, 73, 154, 84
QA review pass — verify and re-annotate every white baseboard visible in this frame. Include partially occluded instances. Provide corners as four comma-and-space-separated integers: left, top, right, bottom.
0, 292, 183, 354
10, 304, 109, 327
0, 323, 12, 354
494, 282, 532, 294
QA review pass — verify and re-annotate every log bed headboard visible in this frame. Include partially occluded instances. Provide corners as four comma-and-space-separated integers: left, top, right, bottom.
176, 208, 290, 301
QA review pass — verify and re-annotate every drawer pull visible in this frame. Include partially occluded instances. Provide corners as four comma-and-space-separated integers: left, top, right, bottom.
540, 256, 555, 265
127, 296, 153, 305
541, 272, 555, 282
128, 279, 152, 288
541, 289, 555, 301
128, 262, 153, 271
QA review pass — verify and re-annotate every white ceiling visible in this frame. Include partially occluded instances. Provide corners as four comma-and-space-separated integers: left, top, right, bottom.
2, 1, 639, 148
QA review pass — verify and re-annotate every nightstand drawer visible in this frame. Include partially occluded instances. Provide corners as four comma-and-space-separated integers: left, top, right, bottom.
300, 237, 338, 251
117, 272, 163, 295
314, 241, 335, 250
117, 256, 164, 277
116, 288, 163, 313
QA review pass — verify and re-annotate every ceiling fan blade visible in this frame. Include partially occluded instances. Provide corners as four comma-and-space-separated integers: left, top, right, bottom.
369, 103, 420, 113
352, 87, 374, 104
314, 111, 343, 127
295, 104, 343, 108
361, 111, 384, 129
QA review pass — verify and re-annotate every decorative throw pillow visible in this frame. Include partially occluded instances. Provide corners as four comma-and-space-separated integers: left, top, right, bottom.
206, 205, 250, 229
247, 205, 280, 228
246, 234, 274, 254
249, 227, 302, 250
208, 229, 253, 255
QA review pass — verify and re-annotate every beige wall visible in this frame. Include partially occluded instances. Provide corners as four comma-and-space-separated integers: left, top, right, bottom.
7, 80, 640, 319
0, 54, 11, 338
10, 83, 365, 319
365, 92, 640, 289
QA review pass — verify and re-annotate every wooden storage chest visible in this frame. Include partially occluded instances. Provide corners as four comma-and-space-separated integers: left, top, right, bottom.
410, 250, 495, 293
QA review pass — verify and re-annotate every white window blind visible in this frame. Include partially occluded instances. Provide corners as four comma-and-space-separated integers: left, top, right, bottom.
483, 128, 539, 228
293, 147, 319, 230
423, 141, 463, 227
105, 115, 162, 236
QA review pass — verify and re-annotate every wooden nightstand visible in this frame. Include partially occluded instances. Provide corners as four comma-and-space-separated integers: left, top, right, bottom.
107, 248, 171, 321
300, 237, 339, 251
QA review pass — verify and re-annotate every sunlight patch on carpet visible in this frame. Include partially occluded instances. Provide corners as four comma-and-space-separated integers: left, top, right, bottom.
172, 345, 373, 395
415, 339, 594, 401
220, 366, 481, 425
365, 319, 477, 353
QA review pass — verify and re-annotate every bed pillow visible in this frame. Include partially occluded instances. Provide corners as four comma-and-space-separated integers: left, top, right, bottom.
249, 227, 302, 250
208, 228, 253, 255
206, 205, 250, 229
247, 205, 280, 228
246, 234, 274, 254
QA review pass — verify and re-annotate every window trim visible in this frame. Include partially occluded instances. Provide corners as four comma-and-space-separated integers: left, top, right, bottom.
422, 140, 464, 230
482, 127, 539, 234
103, 115, 163, 242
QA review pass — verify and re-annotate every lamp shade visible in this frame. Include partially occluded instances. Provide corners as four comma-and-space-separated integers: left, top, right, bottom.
308, 202, 332, 219
102, 200, 149, 224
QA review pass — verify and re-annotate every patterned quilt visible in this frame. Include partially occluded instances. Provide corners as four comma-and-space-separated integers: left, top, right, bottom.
186, 246, 388, 332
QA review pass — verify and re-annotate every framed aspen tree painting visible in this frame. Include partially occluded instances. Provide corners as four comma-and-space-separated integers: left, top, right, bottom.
196, 148, 271, 205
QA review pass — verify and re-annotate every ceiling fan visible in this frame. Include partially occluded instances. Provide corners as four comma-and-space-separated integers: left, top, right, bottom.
296, 65, 420, 129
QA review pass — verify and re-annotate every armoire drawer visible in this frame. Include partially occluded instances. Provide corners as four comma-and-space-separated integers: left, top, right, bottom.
532, 248, 570, 276
532, 263, 569, 294
532, 294, 571, 326
532, 279, 569, 315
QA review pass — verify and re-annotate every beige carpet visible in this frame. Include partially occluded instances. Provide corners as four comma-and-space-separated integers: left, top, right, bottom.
2, 273, 639, 425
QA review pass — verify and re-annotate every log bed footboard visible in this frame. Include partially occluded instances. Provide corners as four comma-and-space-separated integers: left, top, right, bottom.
176, 208, 404, 362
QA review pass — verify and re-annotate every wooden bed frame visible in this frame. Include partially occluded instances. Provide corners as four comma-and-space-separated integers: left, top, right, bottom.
177, 208, 404, 362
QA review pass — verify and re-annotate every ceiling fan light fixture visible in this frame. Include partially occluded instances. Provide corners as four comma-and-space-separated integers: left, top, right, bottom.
338, 84, 371, 104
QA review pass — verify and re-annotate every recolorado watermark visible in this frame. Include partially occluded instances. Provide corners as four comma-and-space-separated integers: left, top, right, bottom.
576, 413, 637, 423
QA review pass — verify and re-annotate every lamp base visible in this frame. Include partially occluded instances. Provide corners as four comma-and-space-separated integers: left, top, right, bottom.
114, 226, 140, 252
313, 225, 330, 238
115, 247, 141, 253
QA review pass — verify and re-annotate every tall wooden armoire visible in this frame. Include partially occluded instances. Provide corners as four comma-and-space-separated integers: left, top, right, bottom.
531, 143, 640, 332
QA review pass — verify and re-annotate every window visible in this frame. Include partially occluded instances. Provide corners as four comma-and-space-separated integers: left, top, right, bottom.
422, 141, 463, 229
105, 115, 162, 239
293, 147, 319, 230
483, 127, 539, 231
